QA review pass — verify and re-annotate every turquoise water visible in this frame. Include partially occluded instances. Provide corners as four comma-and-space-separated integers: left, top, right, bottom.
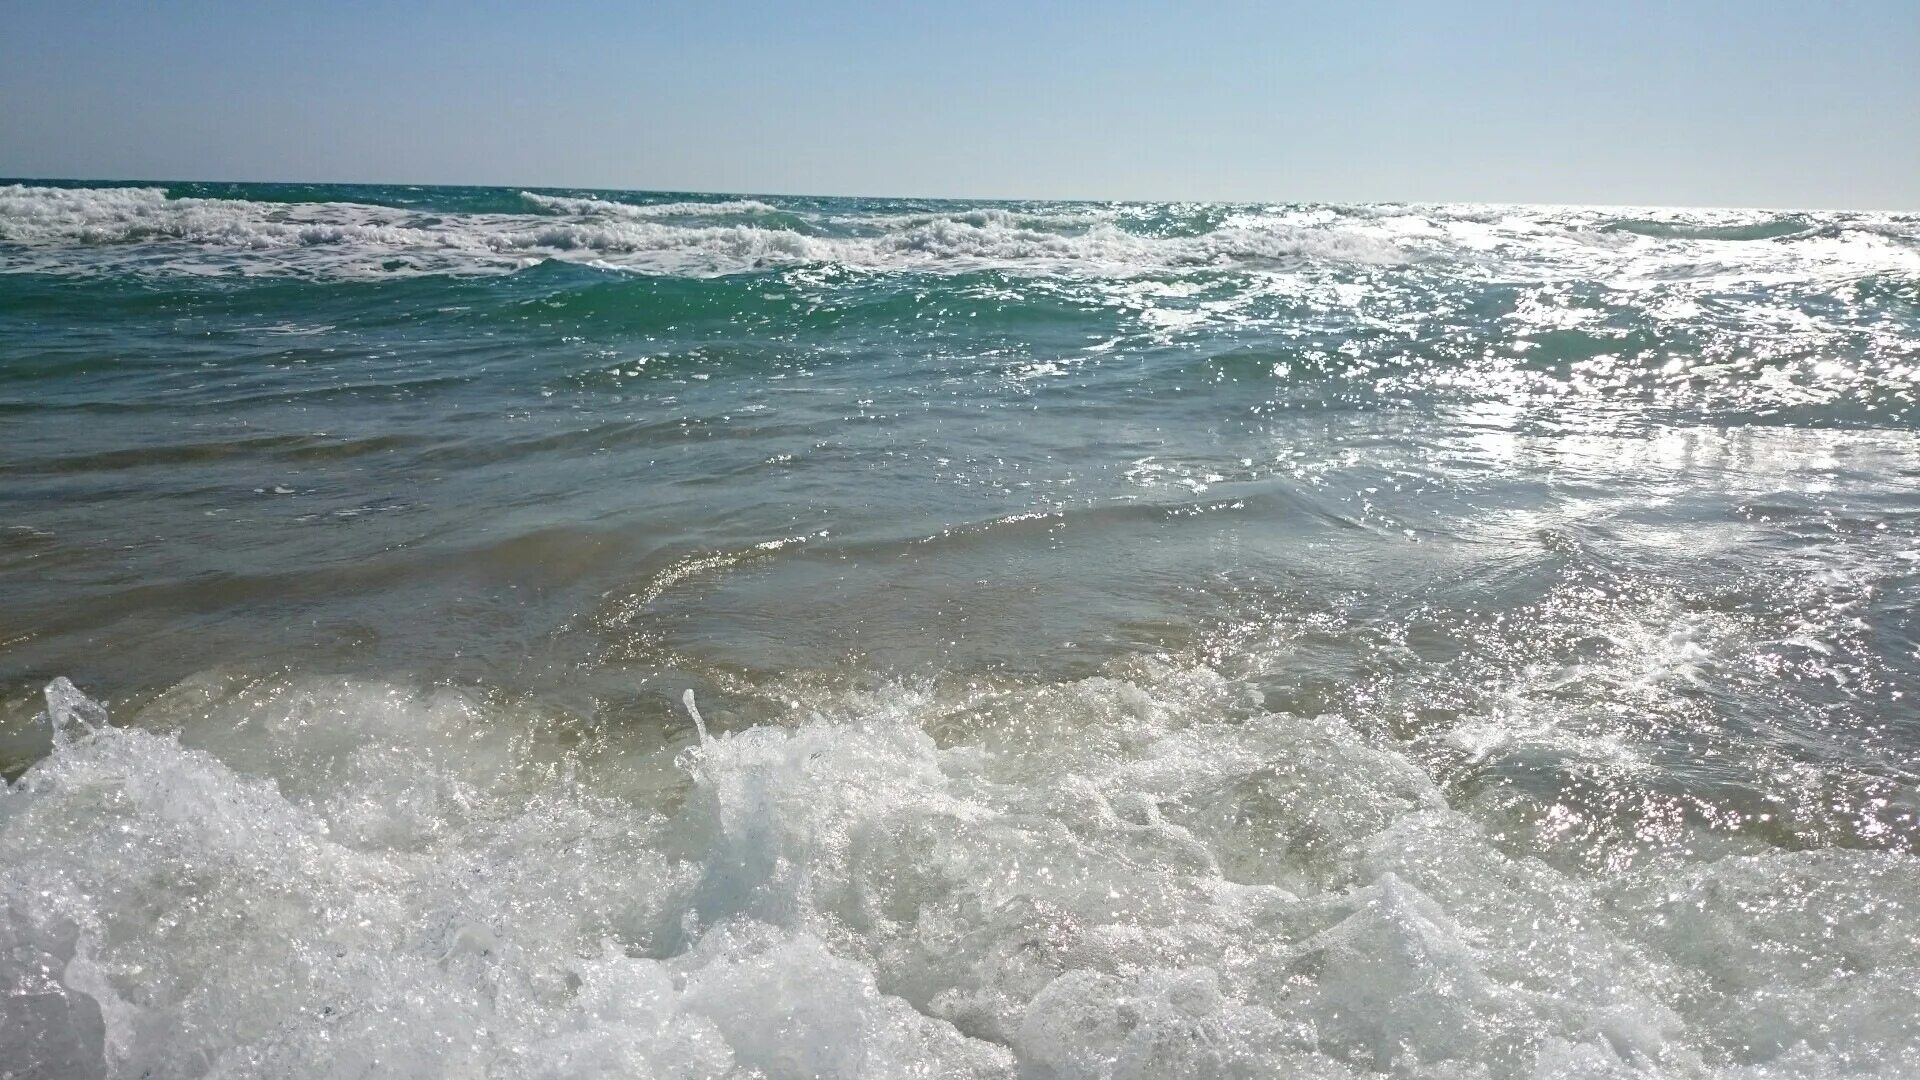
2, 180, 1918, 1077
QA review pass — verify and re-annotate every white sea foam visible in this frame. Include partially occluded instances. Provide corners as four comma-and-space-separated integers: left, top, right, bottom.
0, 184, 1411, 280
4, 182, 1917, 390
4, 665, 1917, 1078
518, 191, 785, 219
0, 184, 1426, 279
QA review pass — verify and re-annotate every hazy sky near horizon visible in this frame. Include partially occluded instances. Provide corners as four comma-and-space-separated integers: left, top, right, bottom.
3, 1, 1916, 209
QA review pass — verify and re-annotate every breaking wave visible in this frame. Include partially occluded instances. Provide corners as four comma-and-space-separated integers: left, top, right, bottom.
6, 184, 1914, 286
5, 647, 1918, 1078
0, 184, 1409, 278
517, 191, 787, 219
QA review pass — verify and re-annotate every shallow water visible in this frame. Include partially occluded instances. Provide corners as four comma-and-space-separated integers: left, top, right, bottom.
2, 181, 1918, 1078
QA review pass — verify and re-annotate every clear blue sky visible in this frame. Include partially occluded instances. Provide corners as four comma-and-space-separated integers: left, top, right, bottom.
3, 1, 1916, 209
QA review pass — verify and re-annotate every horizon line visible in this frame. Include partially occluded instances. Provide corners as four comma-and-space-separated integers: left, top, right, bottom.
2, 173, 1910, 217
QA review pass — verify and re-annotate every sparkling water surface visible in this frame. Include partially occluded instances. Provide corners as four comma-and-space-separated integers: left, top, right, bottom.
2, 181, 1918, 1078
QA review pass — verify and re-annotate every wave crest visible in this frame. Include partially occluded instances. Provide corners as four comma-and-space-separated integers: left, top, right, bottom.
6, 185, 1917, 285
0, 184, 1409, 279
518, 191, 784, 219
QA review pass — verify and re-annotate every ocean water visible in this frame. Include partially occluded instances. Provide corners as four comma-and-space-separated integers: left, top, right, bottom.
1, 179, 1918, 1079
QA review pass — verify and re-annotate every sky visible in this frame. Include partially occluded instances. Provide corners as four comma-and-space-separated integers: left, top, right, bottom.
3, 1, 1916, 209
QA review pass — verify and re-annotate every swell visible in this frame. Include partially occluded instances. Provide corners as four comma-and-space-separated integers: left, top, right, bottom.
0, 433, 425, 476
586, 483, 1373, 633
0, 374, 476, 416
1598, 215, 1817, 241
9, 523, 646, 639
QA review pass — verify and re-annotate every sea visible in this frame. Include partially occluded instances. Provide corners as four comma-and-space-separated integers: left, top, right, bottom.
2, 180, 1917, 1078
